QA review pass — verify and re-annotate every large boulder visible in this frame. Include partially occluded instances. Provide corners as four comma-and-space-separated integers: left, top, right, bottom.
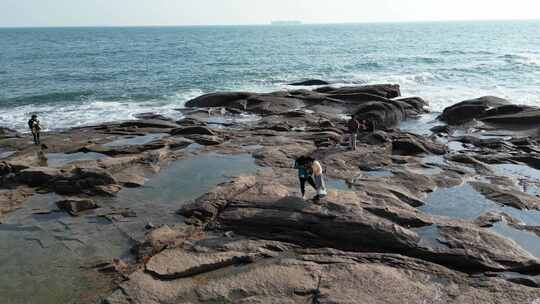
354, 100, 406, 129
185, 92, 306, 115
245, 94, 305, 115
316, 84, 401, 99
439, 96, 511, 125
185, 92, 252, 109
178, 170, 540, 274
392, 133, 448, 156
327, 92, 390, 103
288, 79, 329, 86
393, 96, 430, 115
481, 107, 540, 126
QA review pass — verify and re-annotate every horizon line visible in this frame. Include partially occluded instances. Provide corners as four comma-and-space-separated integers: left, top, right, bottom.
1, 17, 539, 29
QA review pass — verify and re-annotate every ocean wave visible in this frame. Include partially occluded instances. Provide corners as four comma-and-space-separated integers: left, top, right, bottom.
353, 62, 384, 69
501, 53, 540, 67
345, 72, 441, 86
0, 89, 204, 132
439, 50, 494, 56
396, 56, 442, 64
0, 90, 95, 106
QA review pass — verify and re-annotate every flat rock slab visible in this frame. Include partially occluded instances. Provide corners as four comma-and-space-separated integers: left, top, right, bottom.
146, 249, 252, 280
108, 243, 540, 304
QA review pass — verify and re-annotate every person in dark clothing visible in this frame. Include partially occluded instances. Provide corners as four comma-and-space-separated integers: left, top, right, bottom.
363, 119, 376, 133
347, 117, 360, 150
294, 156, 317, 200
28, 114, 41, 145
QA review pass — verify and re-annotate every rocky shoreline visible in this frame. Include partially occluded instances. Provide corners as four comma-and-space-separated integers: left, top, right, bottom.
2, 83, 540, 303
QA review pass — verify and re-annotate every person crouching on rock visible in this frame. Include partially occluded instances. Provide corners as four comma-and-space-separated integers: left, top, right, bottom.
28, 114, 41, 145
294, 156, 317, 200
347, 117, 360, 151
306, 157, 327, 201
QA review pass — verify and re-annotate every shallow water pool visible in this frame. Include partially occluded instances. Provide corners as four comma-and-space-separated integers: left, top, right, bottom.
0, 152, 262, 304
103, 133, 168, 147
46, 152, 109, 167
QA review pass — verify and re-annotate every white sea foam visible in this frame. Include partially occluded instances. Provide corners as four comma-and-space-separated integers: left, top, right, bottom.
2, 73, 539, 133
0, 89, 204, 132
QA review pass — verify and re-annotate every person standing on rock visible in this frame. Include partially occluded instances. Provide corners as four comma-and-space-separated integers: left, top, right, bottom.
306, 157, 327, 201
28, 114, 41, 145
362, 118, 376, 133
347, 117, 360, 151
294, 156, 317, 200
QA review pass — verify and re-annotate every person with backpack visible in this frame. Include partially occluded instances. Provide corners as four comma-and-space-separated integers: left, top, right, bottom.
28, 114, 41, 145
294, 156, 317, 200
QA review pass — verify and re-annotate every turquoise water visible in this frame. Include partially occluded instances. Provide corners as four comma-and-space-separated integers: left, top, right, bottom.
1, 21, 539, 131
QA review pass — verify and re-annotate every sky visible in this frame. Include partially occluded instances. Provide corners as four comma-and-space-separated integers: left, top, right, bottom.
1, 0, 540, 27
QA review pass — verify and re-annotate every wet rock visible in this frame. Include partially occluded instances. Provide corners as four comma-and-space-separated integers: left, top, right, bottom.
170, 126, 217, 136
16, 167, 64, 187
316, 84, 401, 99
299, 130, 343, 147
481, 107, 540, 127
354, 100, 405, 129
394, 96, 429, 114
288, 79, 330, 86
119, 119, 179, 129
175, 117, 208, 126
430, 125, 450, 134
115, 173, 146, 188
53, 167, 120, 196
439, 96, 510, 125
0, 161, 27, 177
245, 94, 305, 115
184, 135, 224, 146
470, 181, 540, 210
133, 224, 202, 262
328, 92, 390, 103
185, 92, 252, 109
361, 130, 391, 145
391, 133, 447, 156
77, 142, 168, 157
56, 198, 99, 216
178, 176, 257, 222
0, 127, 21, 139
475, 211, 523, 228
96, 258, 130, 275
133, 113, 173, 121
166, 137, 194, 150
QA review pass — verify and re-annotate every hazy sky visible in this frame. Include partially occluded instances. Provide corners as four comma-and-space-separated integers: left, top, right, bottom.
1, 0, 539, 27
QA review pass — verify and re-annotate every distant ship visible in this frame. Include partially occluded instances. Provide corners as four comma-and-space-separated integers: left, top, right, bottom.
271, 21, 302, 26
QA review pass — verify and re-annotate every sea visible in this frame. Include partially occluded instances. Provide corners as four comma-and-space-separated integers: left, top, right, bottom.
1, 20, 539, 132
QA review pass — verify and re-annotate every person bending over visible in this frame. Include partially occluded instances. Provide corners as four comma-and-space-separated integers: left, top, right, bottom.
306, 157, 327, 201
